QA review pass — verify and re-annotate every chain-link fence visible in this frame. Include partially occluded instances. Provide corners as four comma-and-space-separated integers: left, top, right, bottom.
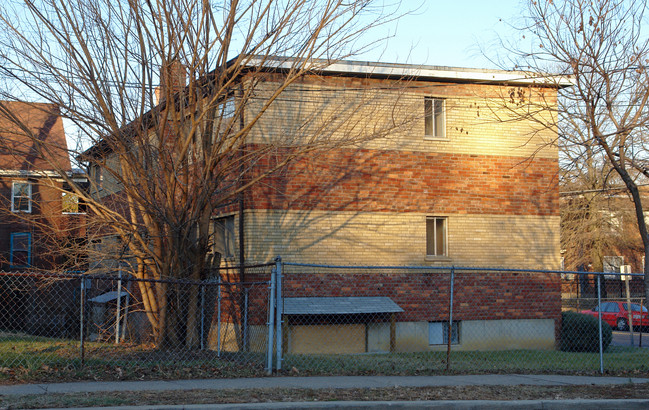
271, 262, 649, 376
561, 270, 648, 349
2, 261, 648, 382
0, 264, 274, 382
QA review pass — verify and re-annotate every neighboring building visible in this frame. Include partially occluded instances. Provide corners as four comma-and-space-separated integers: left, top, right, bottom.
0, 101, 84, 270
560, 187, 646, 300
0, 101, 86, 335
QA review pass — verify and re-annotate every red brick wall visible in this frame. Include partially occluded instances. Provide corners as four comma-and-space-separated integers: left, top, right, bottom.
246, 269, 561, 323
0, 177, 81, 271
245, 148, 558, 216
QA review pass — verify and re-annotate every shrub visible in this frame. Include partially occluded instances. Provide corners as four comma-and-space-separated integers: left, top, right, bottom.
560, 311, 612, 352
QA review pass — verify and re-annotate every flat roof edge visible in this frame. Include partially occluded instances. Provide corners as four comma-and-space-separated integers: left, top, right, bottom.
245, 56, 574, 87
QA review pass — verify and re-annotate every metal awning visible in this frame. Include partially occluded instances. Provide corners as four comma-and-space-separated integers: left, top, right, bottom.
283, 297, 403, 315
89, 291, 126, 304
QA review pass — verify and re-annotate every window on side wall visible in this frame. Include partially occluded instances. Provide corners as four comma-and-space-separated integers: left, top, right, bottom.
93, 166, 103, 190
429, 321, 460, 345
10, 232, 32, 268
62, 181, 88, 214
426, 216, 447, 257
62, 192, 83, 214
213, 215, 236, 259
213, 98, 236, 143
424, 97, 445, 138
11, 181, 32, 213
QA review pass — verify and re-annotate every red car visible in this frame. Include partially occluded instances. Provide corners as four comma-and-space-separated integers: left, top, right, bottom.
580, 301, 649, 331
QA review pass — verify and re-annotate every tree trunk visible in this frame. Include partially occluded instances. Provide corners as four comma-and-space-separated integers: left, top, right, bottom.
185, 270, 201, 349
155, 282, 170, 348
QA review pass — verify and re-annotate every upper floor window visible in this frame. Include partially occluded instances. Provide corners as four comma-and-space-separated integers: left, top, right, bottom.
11, 182, 32, 213
424, 97, 445, 138
213, 215, 236, 259
93, 166, 103, 190
222, 98, 235, 119
426, 216, 447, 257
62, 192, 85, 214
10, 232, 31, 268
214, 98, 237, 143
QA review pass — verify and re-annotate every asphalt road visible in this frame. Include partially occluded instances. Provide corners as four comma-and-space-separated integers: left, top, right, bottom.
611, 330, 649, 347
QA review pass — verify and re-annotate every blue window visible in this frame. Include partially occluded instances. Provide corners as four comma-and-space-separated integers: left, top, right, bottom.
10, 232, 31, 268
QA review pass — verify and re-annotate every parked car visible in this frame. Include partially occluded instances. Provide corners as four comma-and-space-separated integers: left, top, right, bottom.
580, 301, 649, 331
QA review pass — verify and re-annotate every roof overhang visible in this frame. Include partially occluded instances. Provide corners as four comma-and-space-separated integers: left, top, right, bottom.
283, 296, 403, 315
0, 169, 62, 178
89, 290, 127, 304
0, 169, 88, 180
243, 56, 575, 88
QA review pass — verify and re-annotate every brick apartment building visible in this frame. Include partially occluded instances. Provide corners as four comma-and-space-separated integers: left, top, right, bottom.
0, 101, 87, 335
0, 101, 85, 270
209, 58, 568, 354
210, 59, 563, 269
86, 57, 568, 353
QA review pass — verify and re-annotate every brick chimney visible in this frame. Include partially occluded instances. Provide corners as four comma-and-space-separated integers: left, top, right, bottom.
155, 60, 186, 104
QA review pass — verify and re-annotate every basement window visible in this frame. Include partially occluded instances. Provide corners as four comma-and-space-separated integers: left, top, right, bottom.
429, 321, 460, 345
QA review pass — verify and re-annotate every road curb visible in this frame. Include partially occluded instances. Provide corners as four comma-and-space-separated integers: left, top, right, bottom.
38, 399, 649, 410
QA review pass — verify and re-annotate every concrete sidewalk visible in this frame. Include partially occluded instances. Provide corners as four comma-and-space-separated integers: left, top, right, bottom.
2, 374, 649, 396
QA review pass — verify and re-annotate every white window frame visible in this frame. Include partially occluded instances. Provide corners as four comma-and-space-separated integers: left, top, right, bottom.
426, 216, 448, 258
429, 321, 460, 345
424, 97, 446, 139
11, 181, 32, 213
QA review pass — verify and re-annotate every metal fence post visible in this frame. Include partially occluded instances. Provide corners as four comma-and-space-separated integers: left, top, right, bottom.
267, 263, 277, 375
623, 272, 634, 346
79, 276, 86, 365
446, 266, 455, 371
597, 274, 604, 374
121, 276, 131, 342
641, 298, 645, 348
243, 288, 249, 351
275, 257, 283, 371
115, 267, 122, 345
200, 283, 205, 350
217, 276, 222, 357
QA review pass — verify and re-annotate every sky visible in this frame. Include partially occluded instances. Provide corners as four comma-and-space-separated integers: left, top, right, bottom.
10, 0, 530, 153
357, 0, 525, 69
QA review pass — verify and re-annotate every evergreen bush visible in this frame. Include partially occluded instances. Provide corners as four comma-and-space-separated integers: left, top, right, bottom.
560, 311, 612, 352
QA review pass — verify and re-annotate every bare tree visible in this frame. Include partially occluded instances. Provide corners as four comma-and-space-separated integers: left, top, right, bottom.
0, 0, 411, 348
497, 0, 649, 303
560, 163, 643, 274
